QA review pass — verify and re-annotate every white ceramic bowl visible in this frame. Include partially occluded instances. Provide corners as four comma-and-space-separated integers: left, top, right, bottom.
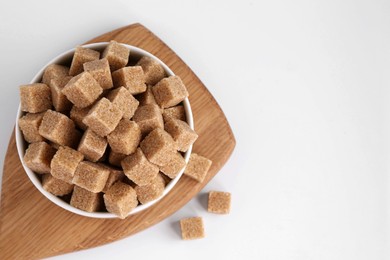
15, 42, 193, 218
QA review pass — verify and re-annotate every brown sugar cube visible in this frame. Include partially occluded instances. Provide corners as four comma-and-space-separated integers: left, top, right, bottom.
73, 161, 110, 193
77, 128, 108, 162
51, 146, 84, 183
107, 119, 141, 155
184, 153, 212, 183
42, 64, 70, 86
83, 58, 113, 89
108, 150, 127, 167
140, 128, 176, 166
112, 66, 146, 95
134, 173, 165, 204
20, 83, 52, 113
102, 41, 130, 71
163, 105, 186, 122
180, 217, 205, 240
106, 87, 139, 119
132, 104, 164, 136
98, 164, 125, 193
62, 72, 103, 108
208, 191, 231, 214
23, 142, 56, 174
69, 46, 100, 76
38, 110, 80, 148
152, 76, 189, 108
18, 112, 45, 143
121, 148, 159, 186
164, 118, 198, 152
103, 181, 138, 219
42, 174, 74, 196
70, 185, 102, 212
136, 85, 157, 106
70, 106, 90, 130
83, 98, 123, 137
159, 152, 186, 179
50, 76, 72, 112
136, 56, 166, 85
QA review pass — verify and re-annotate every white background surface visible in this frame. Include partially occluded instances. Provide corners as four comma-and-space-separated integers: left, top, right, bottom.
0, 0, 389, 259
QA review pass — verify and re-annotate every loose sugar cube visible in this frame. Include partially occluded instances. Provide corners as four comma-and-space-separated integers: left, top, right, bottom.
42, 64, 69, 86
98, 164, 125, 193
102, 41, 130, 71
152, 76, 189, 108
50, 76, 72, 112
140, 128, 176, 166
106, 87, 139, 119
164, 118, 198, 152
83, 98, 123, 137
18, 112, 45, 143
132, 104, 163, 136
20, 83, 52, 113
69, 46, 100, 76
51, 146, 84, 183
180, 217, 205, 240
121, 148, 159, 186
77, 128, 108, 162
42, 174, 74, 196
208, 191, 231, 214
38, 110, 80, 148
103, 181, 138, 219
134, 174, 165, 204
160, 152, 186, 179
73, 161, 110, 193
136, 56, 165, 85
136, 85, 157, 106
70, 185, 102, 212
163, 105, 186, 122
108, 150, 127, 167
108, 119, 141, 155
70, 106, 90, 130
62, 72, 103, 108
23, 142, 56, 174
112, 66, 146, 95
184, 153, 212, 183
83, 58, 113, 89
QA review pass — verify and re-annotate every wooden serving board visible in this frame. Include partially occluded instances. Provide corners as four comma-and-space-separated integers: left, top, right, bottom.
0, 23, 235, 259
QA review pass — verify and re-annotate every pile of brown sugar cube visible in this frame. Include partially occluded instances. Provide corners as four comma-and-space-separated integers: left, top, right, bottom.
18, 41, 211, 219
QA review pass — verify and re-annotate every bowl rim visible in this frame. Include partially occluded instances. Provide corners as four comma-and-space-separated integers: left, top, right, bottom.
15, 42, 194, 219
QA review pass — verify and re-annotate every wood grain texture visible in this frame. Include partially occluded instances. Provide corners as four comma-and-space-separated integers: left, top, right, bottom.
0, 23, 235, 259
